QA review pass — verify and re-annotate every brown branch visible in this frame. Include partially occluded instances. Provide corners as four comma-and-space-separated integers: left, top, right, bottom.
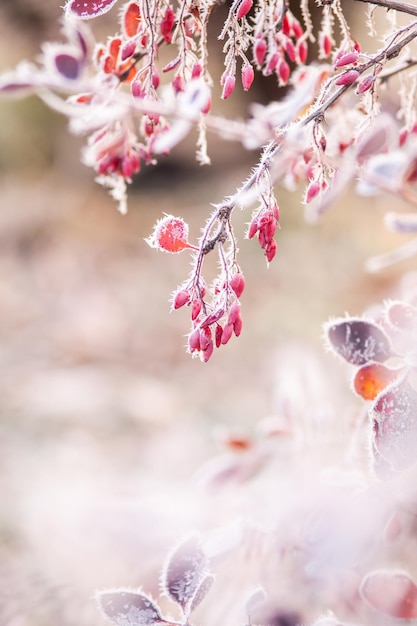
352, 0, 417, 18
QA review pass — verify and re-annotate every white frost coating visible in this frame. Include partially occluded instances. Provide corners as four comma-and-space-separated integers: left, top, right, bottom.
65, 0, 119, 20
162, 535, 209, 608
372, 377, 417, 471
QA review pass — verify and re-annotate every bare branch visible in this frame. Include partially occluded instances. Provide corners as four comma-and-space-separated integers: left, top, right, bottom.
352, 0, 417, 19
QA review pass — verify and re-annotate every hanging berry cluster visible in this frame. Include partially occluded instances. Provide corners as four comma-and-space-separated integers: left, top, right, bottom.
2, 0, 417, 359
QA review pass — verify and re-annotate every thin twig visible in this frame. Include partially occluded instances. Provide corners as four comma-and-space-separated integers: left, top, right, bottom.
352, 0, 417, 18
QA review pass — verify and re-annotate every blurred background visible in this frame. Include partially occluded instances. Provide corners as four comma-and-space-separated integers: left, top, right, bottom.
0, 2, 416, 625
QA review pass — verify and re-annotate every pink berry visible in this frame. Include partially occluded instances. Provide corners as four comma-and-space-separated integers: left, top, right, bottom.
265, 238, 277, 263
237, 0, 252, 20
247, 217, 259, 239
228, 301, 241, 325
241, 65, 255, 91
254, 38, 267, 67
335, 69, 360, 86
230, 273, 245, 298
233, 314, 243, 337
334, 50, 359, 68
356, 74, 374, 94
297, 40, 308, 64
188, 327, 201, 352
173, 289, 190, 309
221, 323, 234, 345
202, 340, 214, 362
221, 73, 236, 99
191, 299, 202, 320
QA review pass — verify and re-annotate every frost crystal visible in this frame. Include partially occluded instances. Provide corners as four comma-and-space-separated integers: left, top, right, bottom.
371, 378, 417, 472
162, 535, 209, 610
325, 319, 392, 365
97, 590, 164, 626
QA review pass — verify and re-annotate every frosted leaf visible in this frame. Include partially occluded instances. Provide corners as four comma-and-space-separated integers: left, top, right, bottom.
371, 378, 417, 472
360, 570, 417, 619
96, 589, 164, 626
324, 318, 392, 365
162, 535, 208, 610
65, 0, 119, 19
188, 574, 215, 614
245, 586, 267, 623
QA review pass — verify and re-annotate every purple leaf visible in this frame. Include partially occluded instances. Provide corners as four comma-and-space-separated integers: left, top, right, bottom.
0, 81, 34, 95
65, 0, 119, 19
96, 589, 164, 626
162, 535, 208, 610
371, 377, 417, 472
325, 318, 392, 365
54, 53, 81, 80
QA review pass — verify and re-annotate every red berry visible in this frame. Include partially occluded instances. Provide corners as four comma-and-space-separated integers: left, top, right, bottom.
148, 215, 198, 253
173, 289, 190, 309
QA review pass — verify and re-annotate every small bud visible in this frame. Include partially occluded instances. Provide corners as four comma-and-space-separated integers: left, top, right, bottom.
297, 40, 308, 64
265, 239, 277, 263
230, 273, 245, 298
254, 38, 267, 67
151, 66, 160, 89
233, 314, 243, 337
215, 324, 223, 348
258, 229, 267, 249
202, 340, 214, 362
292, 19, 303, 39
221, 73, 236, 99
285, 40, 296, 63
237, 0, 253, 20
228, 301, 241, 325
221, 323, 234, 345
282, 13, 292, 37
188, 327, 201, 353
335, 69, 360, 86
320, 34, 333, 57
265, 52, 279, 75
277, 59, 290, 85
264, 216, 277, 243
191, 299, 202, 321
247, 217, 259, 239
200, 326, 212, 352
241, 65, 254, 91
173, 290, 190, 309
